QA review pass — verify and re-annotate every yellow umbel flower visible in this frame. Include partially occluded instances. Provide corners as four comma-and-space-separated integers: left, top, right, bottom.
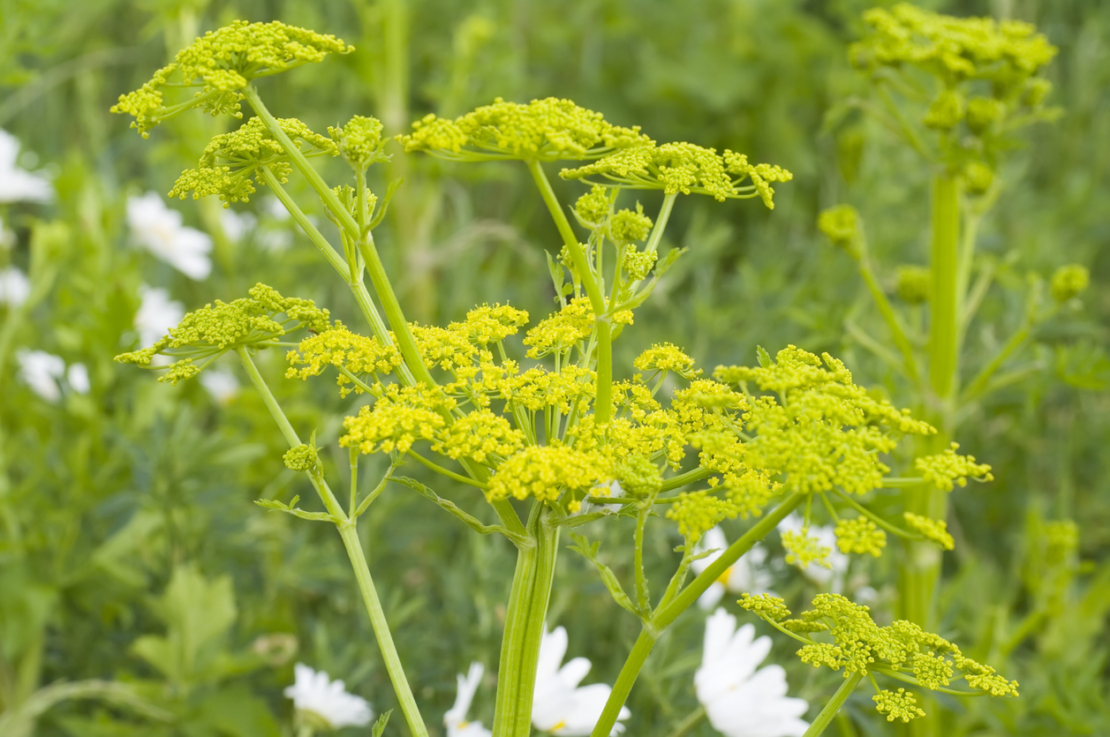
340, 384, 453, 455
741, 592, 1018, 723
116, 283, 329, 384
523, 298, 595, 358
851, 5, 1056, 84
716, 346, 933, 496
454, 303, 531, 345
399, 97, 650, 162
915, 442, 993, 491
633, 343, 699, 379
1050, 264, 1090, 303
113, 21, 352, 137
328, 115, 390, 171
835, 517, 887, 556
561, 142, 792, 208
873, 688, 926, 723
486, 445, 606, 503
432, 409, 525, 464
286, 324, 402, 395
170, 117, 337, 205
895, 265, 931, 304
667, 490, 737, 542
903, 512, 954, 550
782, 528, 833, 569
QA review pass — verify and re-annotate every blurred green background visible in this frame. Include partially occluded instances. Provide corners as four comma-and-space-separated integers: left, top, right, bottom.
0, 0, 1106, 735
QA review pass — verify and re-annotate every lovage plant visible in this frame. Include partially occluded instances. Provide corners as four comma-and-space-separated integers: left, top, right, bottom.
114, 14, 1020, 737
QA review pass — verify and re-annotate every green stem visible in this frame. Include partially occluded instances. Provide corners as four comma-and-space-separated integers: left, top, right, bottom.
655, 491, 806, 629
803, 673, 863, 737
355, 230, 437, 387
928, 175, 960, 402
492, 505, 559, 737
660, 466, 714, 492
337, 524, 429, 737
589, 492, 807, 737
527, 160, 612, 425
858, 257, 920, 387
236, 347, 428, 737
588, 629, 657, 737
960, 324, 1031, 405
242, 85, 360, 241
407, 450, 489, 490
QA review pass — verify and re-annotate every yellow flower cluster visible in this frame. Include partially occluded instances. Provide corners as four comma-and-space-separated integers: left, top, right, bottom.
895, 265, 931, 305
1050, 264, 1090, 303
115, 284, 329, 384
633, 343, 699, 379
431, 409, 525, 464
170, 117, 337, 205
835, 517, 887, 556
741, 593, 1018, 723
399, 97, 650, 162
454, 304, 530, 345
915, 442, 993, 491
486, 445, 606, 503
715, 346, 934, 496
328, 115, 389, 170
782, 528, 833, 569
561, 142, 792, 208
286, 324, 402, 395
851, 5, 1056, 84
340, 384, 453, 454
667, 491, 738, 542
817, 205, 860, 255
113, 21, 352, 137
903, 512, 954, 550
523, 298, 595, 358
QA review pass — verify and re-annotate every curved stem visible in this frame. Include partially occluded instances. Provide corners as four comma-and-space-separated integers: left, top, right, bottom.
663, 705, 706, 737
858, 257, 920, 387
588, 629, 656, 737
407, 450, 489, 490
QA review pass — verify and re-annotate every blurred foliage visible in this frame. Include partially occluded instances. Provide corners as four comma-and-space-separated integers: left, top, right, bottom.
0, 0, 1106, 735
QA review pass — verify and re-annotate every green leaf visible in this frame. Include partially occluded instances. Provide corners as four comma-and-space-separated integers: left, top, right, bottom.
756, 345, 772, 368
371, 709, 392, 737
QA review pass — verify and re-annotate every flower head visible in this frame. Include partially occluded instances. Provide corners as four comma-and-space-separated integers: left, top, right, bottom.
778, 513, 849, 591
0, 129, 53, 203
127, 193, 213, 279
400, 97, 650, 162
533, 626, 630, 736
169, 117, 337, 205
695, 609, 809, 737
446, 662, 492, 737
117, 283, 329, 385
283, 663, 373, 731
112, 21, 352, 137
561, 143, 791, 208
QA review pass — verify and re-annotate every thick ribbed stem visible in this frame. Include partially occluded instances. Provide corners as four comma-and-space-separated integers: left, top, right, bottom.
492, 505, 559, 737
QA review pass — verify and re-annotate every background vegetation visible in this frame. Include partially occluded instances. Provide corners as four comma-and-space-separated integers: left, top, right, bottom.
0, 0, 1106, 735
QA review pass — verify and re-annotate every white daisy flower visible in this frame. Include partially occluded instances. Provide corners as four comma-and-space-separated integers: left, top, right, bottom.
0, 129, 53, 203
126, 192, 212, 279
445, 662, 492, 737
16, 349, 66, 402
283, 663, 373, 731
533, 625, 630, 736
66, 363, 90, 394
777, 513, 848, 592
0, 266, 31, 307
695, 609, 809, 737
199, 368, 240, 404
134, 285, 184, 348
691, 527, 773, 610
